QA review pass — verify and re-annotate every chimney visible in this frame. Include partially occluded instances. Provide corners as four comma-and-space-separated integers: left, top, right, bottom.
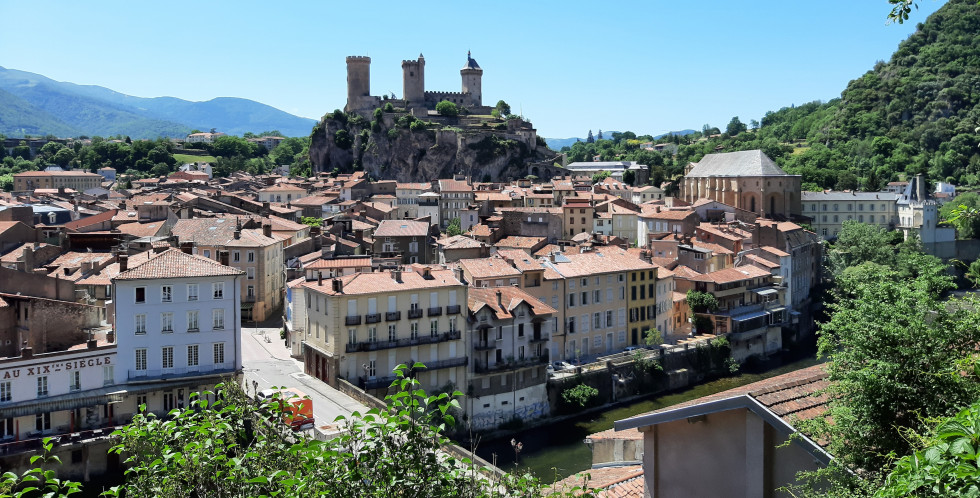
119, 254, 129, 272
421, 267, 432, 279
20, 244, 34, 272
262, 201, 270, 215
496, 290, 503, 308
331, 278, 343, 293
263, 224, 272, 238
21, 346, 32, 359
915, 173, 927, 202
87, 339, 98, 349
318, 272, 323, 286
234, 227, 241, 239
392, 269, 402, 283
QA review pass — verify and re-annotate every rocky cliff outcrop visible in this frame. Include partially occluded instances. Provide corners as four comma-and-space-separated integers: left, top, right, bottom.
309, 109, 558, 182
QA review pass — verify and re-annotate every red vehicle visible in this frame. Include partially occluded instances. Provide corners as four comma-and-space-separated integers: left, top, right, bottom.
257, 388, 314, 430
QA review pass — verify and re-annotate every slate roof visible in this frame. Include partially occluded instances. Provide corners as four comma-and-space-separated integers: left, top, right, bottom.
114, 248, 244, 280
686, 150, 790, 178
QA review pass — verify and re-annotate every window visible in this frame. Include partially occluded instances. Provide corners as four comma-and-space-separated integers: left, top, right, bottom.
36, 412, 50, 432
822, 215, 827, 222
213, 343, 225, 364
567, 316, 576, 333
135, 287, 146, 303
161, 313, 173, 333
135, 314, 146, 335
847, 204, 852, 211
136, 394, 147, 411
211, 309, 225, 330
822, 228, 828, 236
187, 284, 199, 301
607, 311, 614, 327
0, 382, 9, 402
430, 320, 439, 337
348, 329, 357, 345
581, 292, 588, 305
388, 324, 396, 341
203, 250, 211, 258
187, 345, 199, 367
161, 285, 172, 303
568, 294, 576, 307
135, 349, 147, 370
552, 282, 558, 291
594, 290, 601, 303
187, 311, 199, 332
212, 283, 224, 299
833, 204, 839, 211
247, 251, 255, 263
247, 286, 255, 298
594, 312, 601, 328
411, 322, 419, 340
368, 327, 377, 343
833, 215, 839, 223
859, 204, 864, 211
232, 251, 240, 262
164, 392, 175, 411
367, 360, 377, 377
162, 346, 174, 369
247, 267, 255, 280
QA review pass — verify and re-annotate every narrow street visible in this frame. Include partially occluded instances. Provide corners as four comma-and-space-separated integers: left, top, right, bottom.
240, 318, 367, 427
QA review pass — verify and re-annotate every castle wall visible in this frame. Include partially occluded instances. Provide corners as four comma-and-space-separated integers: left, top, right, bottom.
402, 58, 425, 105
345, 56, 373, 113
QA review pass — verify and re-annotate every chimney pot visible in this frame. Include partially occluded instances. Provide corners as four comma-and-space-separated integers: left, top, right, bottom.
318, 273, 323, 286
496, 290, 502, 308
21, 347, 32, 359
119, 254, 129, 272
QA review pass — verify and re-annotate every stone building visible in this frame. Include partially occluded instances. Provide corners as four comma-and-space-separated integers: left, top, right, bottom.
679, 150, 801, 219
345, 52, 491, 115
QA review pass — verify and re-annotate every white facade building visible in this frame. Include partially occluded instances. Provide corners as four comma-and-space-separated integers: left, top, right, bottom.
112, 249, 244, 391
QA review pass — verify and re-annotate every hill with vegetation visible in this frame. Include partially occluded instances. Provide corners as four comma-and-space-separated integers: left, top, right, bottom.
309, 102, 557, 182
0, 66, 316, 138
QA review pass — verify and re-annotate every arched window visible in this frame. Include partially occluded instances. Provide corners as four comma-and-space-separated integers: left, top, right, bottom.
770, 197, 776, 215
750, 197, 756, 213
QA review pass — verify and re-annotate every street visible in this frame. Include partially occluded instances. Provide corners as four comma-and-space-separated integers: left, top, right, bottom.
240, 318, 367, 428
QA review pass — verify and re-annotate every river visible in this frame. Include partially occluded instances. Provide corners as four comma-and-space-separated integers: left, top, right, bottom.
473, 355, 823, 482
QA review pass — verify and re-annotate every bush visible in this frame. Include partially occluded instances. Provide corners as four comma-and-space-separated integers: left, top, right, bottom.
387, 128, 401, 140
409, 120, 427, 132
435, 100, 458, 117
334, 130, 352, 150
383, 102, 394, 112
562, 383, 599, 408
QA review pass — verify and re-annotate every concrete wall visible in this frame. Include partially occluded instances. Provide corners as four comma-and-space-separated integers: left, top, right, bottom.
0, 266, 76, 300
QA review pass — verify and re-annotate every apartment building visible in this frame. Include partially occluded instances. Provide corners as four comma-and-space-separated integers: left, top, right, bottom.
301, 266, 467, 394
562, 196, 594, 238
800, 191, 900, 239
13, 171, 103, 194
171, 218, 285, 321
438, 178, 476, 231
394, 183, 429, 219
467, 287, 555, 431
372, 220, 434, 265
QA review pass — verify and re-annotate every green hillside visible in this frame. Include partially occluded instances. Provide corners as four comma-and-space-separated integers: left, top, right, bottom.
0, 87, 79, 137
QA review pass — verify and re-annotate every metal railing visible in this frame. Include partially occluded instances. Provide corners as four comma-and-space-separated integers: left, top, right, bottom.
408, 308, 423, 319
345, 329, 462, 353
128, 364, 235, 382
365, 313, 381, 324
427, 306, 442, 317
529, 333, 549, 343
446, 305, 461, 315
474, 355, 547, 374
385, 311, 401, 321
345, 315, 362, 326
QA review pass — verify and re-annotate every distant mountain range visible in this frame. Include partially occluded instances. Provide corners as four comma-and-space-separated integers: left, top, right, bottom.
0, 66, 317, 139
544, 129, 696, 151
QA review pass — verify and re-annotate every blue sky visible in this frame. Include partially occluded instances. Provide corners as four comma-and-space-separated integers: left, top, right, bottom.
0, 1, 946, 138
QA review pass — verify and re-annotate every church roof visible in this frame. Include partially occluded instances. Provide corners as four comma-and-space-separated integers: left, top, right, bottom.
462, 51, 481, 70
686, 150, 790, 178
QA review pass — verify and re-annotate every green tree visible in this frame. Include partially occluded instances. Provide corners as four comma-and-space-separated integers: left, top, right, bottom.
494, 100, 511, 117
622, 169, 636, 186
725, 116, 747, 136
104, 365, 576, 497
807, 260, 980, 486
562, 384, 599, 408
591, 171, 610, 184
445, 218, 462, 237
826, 220, 901, 277
686, 290, 718, 313
835, 171, 859, 191
300, 216, 322, 227
940, 194, 980, 239
435, 100, 458, 117
334, 129, 353, 150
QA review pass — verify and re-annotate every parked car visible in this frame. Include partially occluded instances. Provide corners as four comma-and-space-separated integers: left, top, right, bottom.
550, 361, 575, 372
257, 388, 314, 431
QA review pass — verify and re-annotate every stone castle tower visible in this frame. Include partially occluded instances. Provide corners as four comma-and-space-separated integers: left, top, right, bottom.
344, 52, 489, 114
402, 54, 425, 105
460, 51, 483, 107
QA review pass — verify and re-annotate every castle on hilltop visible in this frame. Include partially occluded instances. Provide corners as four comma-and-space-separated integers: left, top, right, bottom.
345, 52, 493, 116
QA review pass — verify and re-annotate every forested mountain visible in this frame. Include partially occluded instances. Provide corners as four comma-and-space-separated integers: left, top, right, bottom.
0, 67, 316, 138
561, 0, 980, 193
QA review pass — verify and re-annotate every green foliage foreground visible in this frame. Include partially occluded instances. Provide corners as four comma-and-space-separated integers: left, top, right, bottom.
3, 364, 590, 497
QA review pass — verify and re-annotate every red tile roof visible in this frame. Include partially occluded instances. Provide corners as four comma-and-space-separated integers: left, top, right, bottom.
374, 220, 429, 237
114, 249, 244, 280
468, 286, 557, 318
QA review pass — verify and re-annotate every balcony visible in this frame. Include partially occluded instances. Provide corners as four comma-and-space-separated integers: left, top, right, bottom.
128, 364, 235, 382
358, 357, 468, 390
474, 339, 498, 351
365, 313, 381, 324
427, 306, 443, 317
446, 305, 461, 315
474, 355, 548, 374
242, 295, 256, 303
345, 315, 362, 326
408, 308, 423, 319
529, 333, 549, 343
385, 311, 401, 321
344, 329, 462, 353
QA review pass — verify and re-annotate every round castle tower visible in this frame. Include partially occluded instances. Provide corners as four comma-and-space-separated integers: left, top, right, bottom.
402, 54, 425, 105
460, 51, 483, 107
345, 56, 371, 112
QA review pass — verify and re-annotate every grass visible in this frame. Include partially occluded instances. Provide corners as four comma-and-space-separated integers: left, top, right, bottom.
174, 153, 216, 164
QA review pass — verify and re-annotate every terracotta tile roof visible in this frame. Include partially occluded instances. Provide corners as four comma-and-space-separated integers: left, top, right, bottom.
172, 218, 280, 247
744, 253, 780, 269
495, 236, 546, 250
374, 220, 429, 237
302, 267, 462, 295
305, 257, 373, 270
467, 286, 557, 318
116, 221, 165, 238
438, 179, 473, 192
495, 249, 544, 272
700, 265, 771, 284
396, 182, 428, 190
638, 207, 697, 220
762, 246, 790, 258
549, 465, 644, 497
551, 249, 654, 278
614, 364, 829, 448
0, 243, 54, 263
690, 241, 733, 255
467, 224, 493, 237
436, 235, 483, 250
533, 244, 561, 257
670, 265, 703, 280
259, 184, 306, 192
114, 248, 244, 280
459, 257, 522, 279
77, 262, 122, 286
47, 251, 113, 269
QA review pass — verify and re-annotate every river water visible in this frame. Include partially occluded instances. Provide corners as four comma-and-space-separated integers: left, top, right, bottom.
473, 355, 823, 483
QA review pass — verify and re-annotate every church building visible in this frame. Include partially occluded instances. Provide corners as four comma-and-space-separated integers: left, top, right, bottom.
679, 150, 801, 219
